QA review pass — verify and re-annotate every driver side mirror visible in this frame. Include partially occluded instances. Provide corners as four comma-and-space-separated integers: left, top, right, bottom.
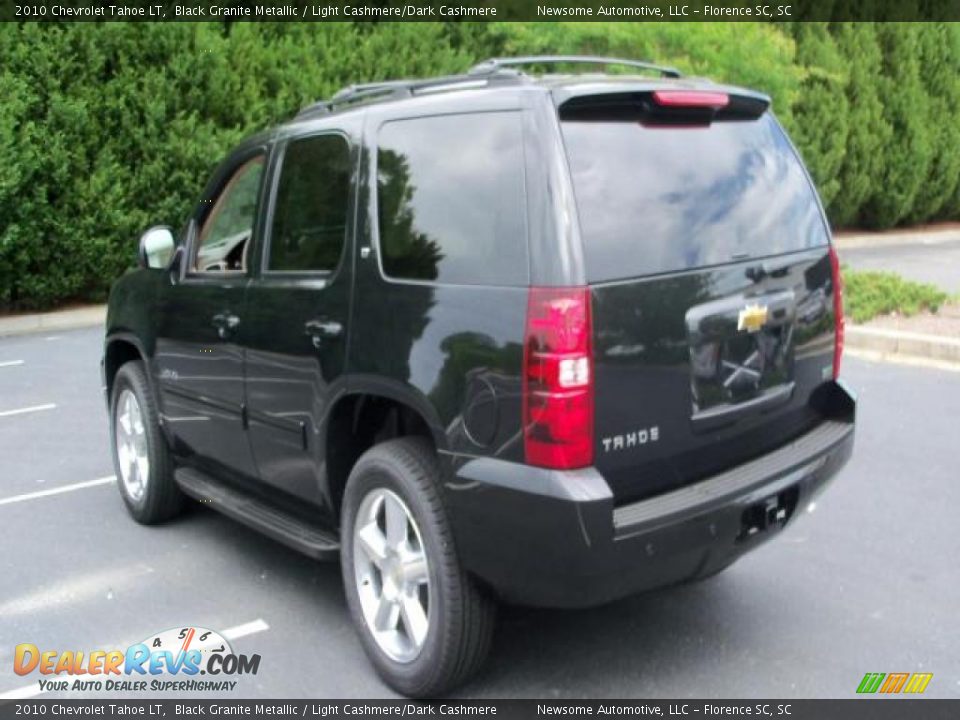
138, 226, 176, 270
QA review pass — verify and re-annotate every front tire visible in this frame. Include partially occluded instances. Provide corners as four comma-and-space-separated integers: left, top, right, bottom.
110, 360, 183, 524
340, 438, 495, 697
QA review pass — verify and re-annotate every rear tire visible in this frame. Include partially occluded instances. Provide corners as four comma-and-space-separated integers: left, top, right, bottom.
340, 437, 495, 697
110, 360, 183, 524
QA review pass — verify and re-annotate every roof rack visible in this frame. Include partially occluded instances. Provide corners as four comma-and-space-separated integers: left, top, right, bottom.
293, 55, 683, 120
468, 55, 683, 79
294, 73, 513, 120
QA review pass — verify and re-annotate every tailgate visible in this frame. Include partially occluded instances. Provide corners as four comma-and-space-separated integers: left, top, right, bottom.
559, 89, 838, 504
591, 251, 835, 504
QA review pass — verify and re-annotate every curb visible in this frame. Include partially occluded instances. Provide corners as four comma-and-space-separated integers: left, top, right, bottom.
846, 325, 960, 367
834, 228, 960, 250
0, 305, 106, 338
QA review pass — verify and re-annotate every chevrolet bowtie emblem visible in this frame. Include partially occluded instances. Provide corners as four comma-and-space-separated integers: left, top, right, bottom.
738, 303, 768, 333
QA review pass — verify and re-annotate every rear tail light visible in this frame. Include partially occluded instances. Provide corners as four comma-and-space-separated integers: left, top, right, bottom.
652, 90, 730, 110
523, 287, 594, 470
828, 245, 844, 379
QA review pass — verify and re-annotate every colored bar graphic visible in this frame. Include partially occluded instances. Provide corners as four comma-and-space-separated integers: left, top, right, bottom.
903, 673, 934, 694
857, 672, 933, 694
879, 673, 909, 693
857, 673, 886, 694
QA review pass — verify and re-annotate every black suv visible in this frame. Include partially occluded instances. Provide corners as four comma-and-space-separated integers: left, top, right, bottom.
103, 56, 856, 697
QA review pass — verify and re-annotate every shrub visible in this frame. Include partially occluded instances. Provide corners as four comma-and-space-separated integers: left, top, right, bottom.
0, 22, 479, 310
827, 23, 892, 228
786, 22, 849, 210
843, 269, 949, 323
910, 23, 960, 222
858, 24, 933, 228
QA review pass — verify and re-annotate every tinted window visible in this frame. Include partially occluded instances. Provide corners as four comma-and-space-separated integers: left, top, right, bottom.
377, 112, 528, 285
194, 156, 264, 273
269, 135, 351, 272
561, 114, 829, 282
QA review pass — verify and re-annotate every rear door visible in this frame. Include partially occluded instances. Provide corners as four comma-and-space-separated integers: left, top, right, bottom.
242, 127, 356, 508
559, 91, 837, 504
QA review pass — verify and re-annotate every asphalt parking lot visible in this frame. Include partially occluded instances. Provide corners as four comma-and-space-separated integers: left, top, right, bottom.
0, 326, 958, 700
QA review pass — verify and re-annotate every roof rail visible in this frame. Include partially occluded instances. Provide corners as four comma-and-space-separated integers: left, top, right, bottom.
294, 101, 330, 119
294, 83, 410, 120
468, 55, 683, 79
330, 80, 413, 104
295, 72, 521, 120
293, 57, 679, 121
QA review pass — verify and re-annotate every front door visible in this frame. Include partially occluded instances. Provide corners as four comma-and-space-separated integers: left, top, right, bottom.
243, 129, 356, 509
154, 148, 267, 481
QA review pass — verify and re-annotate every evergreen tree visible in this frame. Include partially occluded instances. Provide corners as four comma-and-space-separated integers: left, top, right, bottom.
859, 23, 933, 228
912, 23, 960, 221
787, 22, 849, 210
829, 22, 892, 227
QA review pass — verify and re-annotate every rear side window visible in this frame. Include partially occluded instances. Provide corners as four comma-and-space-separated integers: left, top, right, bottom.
269, 134, 351, 273
376, 112, 528, 285
561, 112, 829, 282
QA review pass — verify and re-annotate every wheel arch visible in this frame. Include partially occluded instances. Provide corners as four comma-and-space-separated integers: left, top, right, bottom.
323, 380, 448, 522
104, 333, 153, 402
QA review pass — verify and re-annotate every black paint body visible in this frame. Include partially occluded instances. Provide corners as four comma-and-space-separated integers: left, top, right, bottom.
104, 76, 856, 607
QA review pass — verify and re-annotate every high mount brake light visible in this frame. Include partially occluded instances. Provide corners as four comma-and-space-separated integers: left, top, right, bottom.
523, 287, 594, 470
652, 90, 730, 110
828, 246, 844, 379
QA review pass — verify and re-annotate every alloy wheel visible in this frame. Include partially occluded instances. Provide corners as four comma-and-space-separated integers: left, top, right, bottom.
352, 488, 431, 663
115, 388, 150, 503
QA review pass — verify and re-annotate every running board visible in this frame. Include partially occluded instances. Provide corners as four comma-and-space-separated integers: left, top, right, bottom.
174, 468, 340, 561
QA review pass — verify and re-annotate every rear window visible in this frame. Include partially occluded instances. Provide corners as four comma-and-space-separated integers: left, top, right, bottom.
561, 113, 829, 283
376, 112, 528, 285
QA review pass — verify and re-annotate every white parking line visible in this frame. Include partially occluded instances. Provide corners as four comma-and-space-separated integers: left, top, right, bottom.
0, 360, 24, 368
0, 475, 115, 508
0, 403, 56, 418
0, 618, 270, 700
223, 618, 271, 640
0, 562, 154, 617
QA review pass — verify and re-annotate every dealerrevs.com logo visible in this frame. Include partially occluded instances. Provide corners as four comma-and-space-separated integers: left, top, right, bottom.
14, 626, 261, 694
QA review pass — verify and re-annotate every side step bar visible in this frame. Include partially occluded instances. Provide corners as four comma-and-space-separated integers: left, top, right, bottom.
174, 468, 340, 561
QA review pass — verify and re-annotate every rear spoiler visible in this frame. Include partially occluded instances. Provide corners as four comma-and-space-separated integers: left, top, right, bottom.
558, 88, 771, 124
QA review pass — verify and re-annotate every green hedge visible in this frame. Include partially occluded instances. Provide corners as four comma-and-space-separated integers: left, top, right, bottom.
826, 23, 891, 228
1, 21, 959, 310
0, 23, 475, 309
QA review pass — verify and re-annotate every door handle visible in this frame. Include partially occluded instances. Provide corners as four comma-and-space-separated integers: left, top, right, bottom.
304, 319, 343, 347
212, 312, 240, 339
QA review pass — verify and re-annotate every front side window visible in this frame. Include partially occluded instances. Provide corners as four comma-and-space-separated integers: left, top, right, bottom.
194, 155, 264, 273
376, 112, 528, 285
268, 134, 351, 273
